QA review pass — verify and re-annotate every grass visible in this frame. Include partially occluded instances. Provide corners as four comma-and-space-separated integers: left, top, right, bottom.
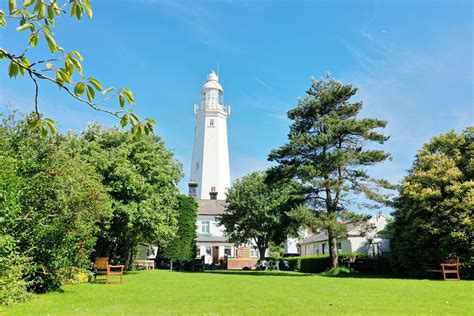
2, 270, 473, 315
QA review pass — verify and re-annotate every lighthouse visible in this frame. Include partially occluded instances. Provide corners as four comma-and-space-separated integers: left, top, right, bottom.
189, 71, 231, 200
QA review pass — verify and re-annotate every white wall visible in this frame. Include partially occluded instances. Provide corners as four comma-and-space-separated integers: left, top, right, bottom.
197, 215, 225, 237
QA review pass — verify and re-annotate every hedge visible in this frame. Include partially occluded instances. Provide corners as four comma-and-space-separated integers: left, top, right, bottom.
283, 253, 365, 273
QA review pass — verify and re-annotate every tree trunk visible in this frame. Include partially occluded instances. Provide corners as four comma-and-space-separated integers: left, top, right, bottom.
258, 246, 267, 261
328, 228, 338, 269
170, 260, 173, 271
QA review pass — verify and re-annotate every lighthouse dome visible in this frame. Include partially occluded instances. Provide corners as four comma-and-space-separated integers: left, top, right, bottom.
202, 71, 223, 91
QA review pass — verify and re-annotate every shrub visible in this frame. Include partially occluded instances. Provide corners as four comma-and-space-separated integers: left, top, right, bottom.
0, 237, 30, 305
282, 253, 365, 273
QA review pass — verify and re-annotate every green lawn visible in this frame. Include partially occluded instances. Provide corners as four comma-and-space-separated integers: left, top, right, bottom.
2, 270, 473, 315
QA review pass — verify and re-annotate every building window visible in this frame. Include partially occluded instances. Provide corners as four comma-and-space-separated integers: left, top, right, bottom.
313, 244, 318, 255
201, 221, 210, 234
322, 243, 326, 255
337, 242, 342, 254
205, 247, 211, 256
195, 162, 199, 170
250, 247, 259, 258
209, 119, 214, 127
224, 247, 231, 256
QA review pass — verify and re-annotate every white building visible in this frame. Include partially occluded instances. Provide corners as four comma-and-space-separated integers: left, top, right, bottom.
189, 72, 238, 264
298, 214, 391, 257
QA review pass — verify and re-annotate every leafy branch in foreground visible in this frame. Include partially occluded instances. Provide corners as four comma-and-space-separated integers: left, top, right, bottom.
1, 0, 155, 136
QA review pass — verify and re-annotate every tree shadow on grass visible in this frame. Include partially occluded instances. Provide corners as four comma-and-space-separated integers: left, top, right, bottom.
205, 270, 313, 277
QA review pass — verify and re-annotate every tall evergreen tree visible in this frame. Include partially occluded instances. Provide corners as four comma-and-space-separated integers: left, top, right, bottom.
269, 75, 392, 268
162, 195, 198, 269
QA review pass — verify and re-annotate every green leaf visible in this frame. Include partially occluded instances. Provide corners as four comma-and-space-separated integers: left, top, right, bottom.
16, 23, 33, 31
40, 125, 48, 137
8, 61, 19, 78
72, 50, 83, 61
9, 0, 16, 14
83, 0, 93, 19
75, 4, 82, 20
0, 15, 6, 28
37, 2, 45, 19
145, 118, 156, 125
65, 59, 74, 76
86, 85, 95, 102
130, 113, 140, 123
45, 119, 56, 135
58, 70, 71, 83
74, 82, 85, 96
44, 33, 57, 54
23, 0, 35, 7
47, 5, 55, 20
102, 87, 114, 95
120, 114, 129, 127
88, 77, 102, 91
0, 50, 5, 60
70, 2, 76, 17
69, 57, 82, 74
29, 33, 38, 46
119, 94, 125, 108
27, 118, 41, 129
122, 87, 134, 104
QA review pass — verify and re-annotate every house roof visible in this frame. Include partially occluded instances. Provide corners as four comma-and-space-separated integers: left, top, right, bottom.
197, 199, 226, 215
299, 214, 388, 245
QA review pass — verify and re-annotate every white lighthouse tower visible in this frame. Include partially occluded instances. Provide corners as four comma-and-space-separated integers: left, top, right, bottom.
189, 71, 231, 200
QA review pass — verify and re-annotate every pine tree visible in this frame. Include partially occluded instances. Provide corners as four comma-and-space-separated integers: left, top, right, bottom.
269, 75, 392, 268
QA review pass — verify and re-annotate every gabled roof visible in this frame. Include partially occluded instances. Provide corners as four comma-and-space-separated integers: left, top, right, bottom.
197, 199, 226, 215
299, 214, 388, 245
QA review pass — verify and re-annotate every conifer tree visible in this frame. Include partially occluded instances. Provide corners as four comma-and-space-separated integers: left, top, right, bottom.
269, 75, 393, 268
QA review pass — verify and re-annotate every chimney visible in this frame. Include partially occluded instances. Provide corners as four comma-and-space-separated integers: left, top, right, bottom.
188, 180, 198, 198
209, 186, 217, 200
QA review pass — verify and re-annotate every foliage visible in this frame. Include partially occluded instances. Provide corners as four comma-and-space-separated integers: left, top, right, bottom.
389, 127, 474, 278
0, 154, 30, 305
0, 112, 111, 294
283, 253, 365, 273
162, 195, 198, 263
219, 171, 302, 260
79, 125, 182, 267
268, 75, 393, 268
0, 0, 154, 135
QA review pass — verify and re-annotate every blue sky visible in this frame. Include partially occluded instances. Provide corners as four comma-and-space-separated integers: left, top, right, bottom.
1, 0, 472, 211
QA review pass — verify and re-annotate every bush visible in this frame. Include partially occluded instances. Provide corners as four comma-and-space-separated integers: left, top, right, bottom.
0, 237, 30, 305
282, 253, 365, 273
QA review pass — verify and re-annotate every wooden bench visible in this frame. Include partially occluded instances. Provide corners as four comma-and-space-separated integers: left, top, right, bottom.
135, 259, 155, 270
94, 257, 125, 284
426, 257, 460, 280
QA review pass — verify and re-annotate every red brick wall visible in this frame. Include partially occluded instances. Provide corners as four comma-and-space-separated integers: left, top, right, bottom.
227, 258, 258, 270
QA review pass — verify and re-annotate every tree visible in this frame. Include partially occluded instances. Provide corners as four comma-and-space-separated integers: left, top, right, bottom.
0, 0, 154, 135
389, 128, 473, 277
0, 112, 111, 294
218, 171, 301, 261
268, 75, 393, 268
162, 195, 198, 270
79, 125, 182, 268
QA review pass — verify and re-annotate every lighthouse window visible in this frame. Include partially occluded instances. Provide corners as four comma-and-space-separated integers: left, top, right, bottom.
218, 91, 223, 104
195, 162, 199, 170
209, 119, 214, 127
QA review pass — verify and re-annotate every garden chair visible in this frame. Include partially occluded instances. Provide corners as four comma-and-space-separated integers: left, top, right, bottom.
426, 257, 461, 280
94, 257, 125, 284
440, 257, 460, 280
